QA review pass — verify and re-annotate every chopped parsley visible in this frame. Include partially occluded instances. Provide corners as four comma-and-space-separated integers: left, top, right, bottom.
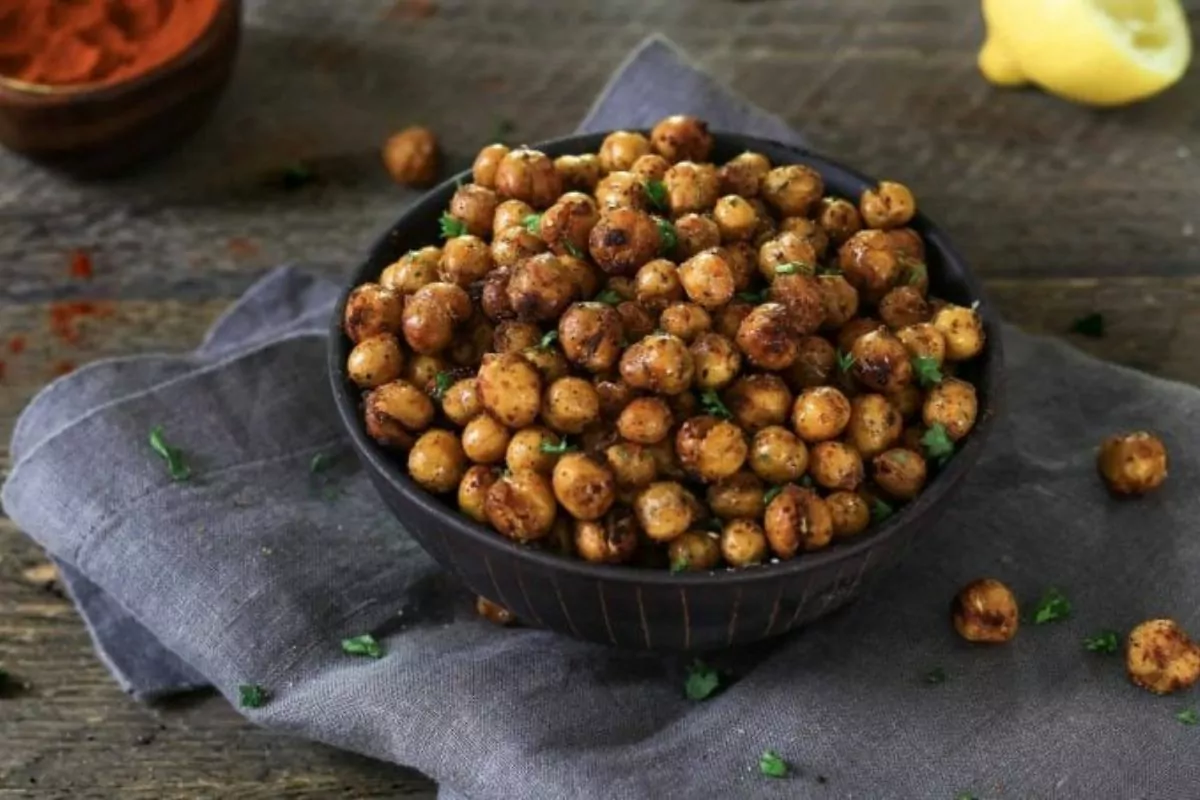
341, 633, 385, 659
920, 423, 955, 465
735, 289, 767, 304
699, 389, 733, 420
643, 180, 669, 212
539, 438, 577, 455
1083, 630, 1120, 654
774, 261, 814, 276
439, 213, 467, 239
238, 684, 269, 709
903, 260, 928, 286
1177, 709, 1198, 726
563, 240, 585, 259
1070, 312, 1105, 339
924, 667, 947, 684
593, 288, 623, 305
149, 426, 191, 482
522, 214, 542, 235
836, 349, 855, 373
870, 497, 894, 522
1032, 588, 1071, 625
431, 371, 453, 400
912, 356, 944, 387
759, 750, 789, 779
799, 474, 814, 488
656, 217, 678, 254
684, 659, 721, 700
970, 299, 981, 312
670, 552, 691, 573
310, 452, 336, 474
955, 794, 978, 800
763, 485, 784, 505
538, 330, 559, 350
816, 263, 843, 276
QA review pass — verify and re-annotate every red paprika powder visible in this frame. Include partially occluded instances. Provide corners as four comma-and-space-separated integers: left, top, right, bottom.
0, 0, 221, 87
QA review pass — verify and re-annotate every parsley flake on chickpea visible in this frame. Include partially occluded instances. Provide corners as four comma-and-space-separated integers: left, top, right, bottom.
344, 116, 987, 573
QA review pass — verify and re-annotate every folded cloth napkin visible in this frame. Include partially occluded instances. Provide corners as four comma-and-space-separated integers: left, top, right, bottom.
5, 35, 1200, 800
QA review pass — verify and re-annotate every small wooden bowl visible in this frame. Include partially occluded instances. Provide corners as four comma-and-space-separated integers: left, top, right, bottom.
0, 0, 242, 178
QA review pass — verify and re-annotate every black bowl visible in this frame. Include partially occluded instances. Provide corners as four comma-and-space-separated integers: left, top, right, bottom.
329, 132, 1004, 652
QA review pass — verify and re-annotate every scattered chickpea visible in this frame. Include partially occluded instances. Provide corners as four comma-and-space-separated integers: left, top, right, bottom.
382, 126, 439, 186
951, 578, 1019, 643
1126, 619, 1200, 694
1098, 432, 1168, 496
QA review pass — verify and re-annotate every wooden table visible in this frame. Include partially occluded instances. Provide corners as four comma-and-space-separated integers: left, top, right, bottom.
2, 0, 1199, 796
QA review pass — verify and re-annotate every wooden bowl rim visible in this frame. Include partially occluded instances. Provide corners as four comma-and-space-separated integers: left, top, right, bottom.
328, 130, 1007, 589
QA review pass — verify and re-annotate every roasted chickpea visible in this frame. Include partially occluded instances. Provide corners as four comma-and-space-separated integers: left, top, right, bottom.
718, 151, 771, 197
836, 316, 881, 354
481, 270, 516, 322
860, 181, 916, 229
808, 441, 864, 491
675, 416, 749, 482
458, 465, 499, 522
748, 197, 779, 246
817, 274, 860, 331
615, 300, 656, 340
486, 469, 558, 541
559, 255, 601, 300
506, 426, 561, 474
851, 328, 913, 394
448, 184, 498, 238
707, 471, 765, 520
599, 130, 652, 173
441, 377, 482, 426
344, 283, 404, 343
521, 339, 571, 384
478, 352, 542, 428
588, 208, 663, 277
538, 192, 599, 258
711, 195, 759, 242
401, 284, 466, 355
725, 374, 792, 432
757, 231, 819, 282
888, 384, 923, 421
931, 304, 986, 361
380, 247, 440, 294
826, 491, 870, 539
506, 253, 575, 322
554, 153, 602, 192
1126, 619, 1200, 694
347, 333, 405, 389
736, 303, 799, 370
764, 485, 833, 558
542, 377, 601, 434
494, 147, 563, 209
768, 273, 825, 336
951, 578, 1019, 644
551, 452, 616, 521
619, 333, 695, 395
631, 153, 671, 182
839, 230, 901, 303
472, 143, 510, 189
1098, 432, 1168, 496
634, 481, 695, 542
690, 333, 742, 390
660, 302, 712, 342
749, 426, 808, 484
438, 235, 494, 287
408, 429, 467, 493
663, 161, 721, 216
873, 448, 927, 499
672, 213, 722, 259
651, 115, 713, 163
364, 379, 434, 447
635, 259, 685, 310
846, 394, 903, 458
460, 413, 511, 465
494, 199, 537, 234
762, 164, 823, 217
604, 441, 658, 488
594, 377, 636, 419
405, 353, 448, 390
783, 336, 836, 391
896, 322, 947, 365
574, 510, 640, 564
714, 301, 754, 340
816, 197, 863, 244
878, 286, 930, 329
556, 302, 623, 373
491, 321, 539, 354
678, 248, 736, 309
382, 126, 439, 186
668, 531, 722, 572
715, 519, 766, 567
476, 595, 517, 626
595, 170, 649, 212
923, 378, 978, 441
777, 217, 828, 257
491, 225, 546, 269
792, 386, 852, 443
616, 397, 674, 445
644, 438, 686, 481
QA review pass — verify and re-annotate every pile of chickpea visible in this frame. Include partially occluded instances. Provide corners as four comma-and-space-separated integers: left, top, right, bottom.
343, 115, 987, 573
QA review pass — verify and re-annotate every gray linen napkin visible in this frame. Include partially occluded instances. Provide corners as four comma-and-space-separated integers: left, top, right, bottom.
5, 35, 1200, 800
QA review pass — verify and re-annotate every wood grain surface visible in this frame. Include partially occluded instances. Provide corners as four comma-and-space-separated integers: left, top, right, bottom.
3, 0, 1200, 796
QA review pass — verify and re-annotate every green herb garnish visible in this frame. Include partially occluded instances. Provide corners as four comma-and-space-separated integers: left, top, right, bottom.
431, 371, 453, 400
903, 259, 927, 286
735, 289, 767, 304
491, 118, 516, 142
773, 261, 814, 276
799, 474, 814, 488
912, 356, 944, 388
670, 553, 690, 573
817, 263, 843, 276
836, 349, 855, 373
310, 453, 336, 474
925, 667, 947, 684
643, 180, 668, 212
1032, 588, 1071, 625
763, 485, 784, 505
920, 423, 955, 465
1177, 709, 1199, 726
684, 659, 721, 700
539, 438, 577, 455
759, 750, 789, 779
149, 426, 191, 482
956, 794, 978, 800
870, 497, 894, 522
1070, 312, 1105, 339
341, 633, 384, 659
563, 240, 585, 259
656, 217, 677, 254
1083, 630, 1120, 654
439, 213, 467, 239
238, 684, 269, 709
522, 214, 542, 235
593, 289, 622, 305
699, 389, 733, 420
538, 330, 559, 350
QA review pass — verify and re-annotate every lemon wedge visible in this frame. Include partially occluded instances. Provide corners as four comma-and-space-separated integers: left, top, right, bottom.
980, 0, 1192, 106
